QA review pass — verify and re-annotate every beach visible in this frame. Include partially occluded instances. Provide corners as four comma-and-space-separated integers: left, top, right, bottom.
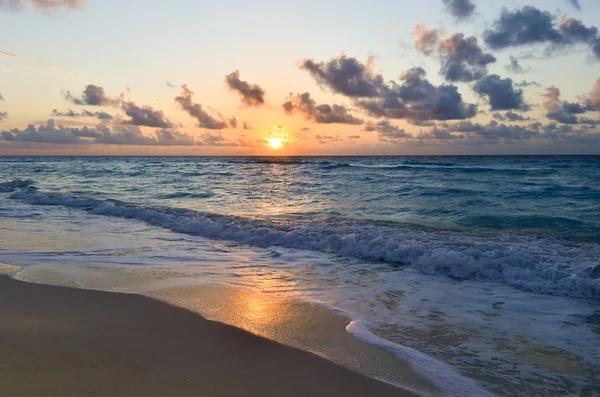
0, 275, 420, 397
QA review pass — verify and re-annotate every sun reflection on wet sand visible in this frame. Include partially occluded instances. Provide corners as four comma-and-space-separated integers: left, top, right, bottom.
12, 262, 437, 396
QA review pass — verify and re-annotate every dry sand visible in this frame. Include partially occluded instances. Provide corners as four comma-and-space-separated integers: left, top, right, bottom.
0, 276, 418, 397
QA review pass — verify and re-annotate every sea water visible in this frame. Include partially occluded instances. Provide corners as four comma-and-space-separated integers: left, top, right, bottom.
1, 156, 599, 396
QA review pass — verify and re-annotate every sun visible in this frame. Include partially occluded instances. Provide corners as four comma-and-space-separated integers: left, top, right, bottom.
266, 137, 284, 150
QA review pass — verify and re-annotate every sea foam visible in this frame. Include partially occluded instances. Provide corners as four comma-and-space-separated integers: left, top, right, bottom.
8, 185, 600, 301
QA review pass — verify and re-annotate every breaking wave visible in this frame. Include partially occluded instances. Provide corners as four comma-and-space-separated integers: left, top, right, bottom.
6, 182, 600, 300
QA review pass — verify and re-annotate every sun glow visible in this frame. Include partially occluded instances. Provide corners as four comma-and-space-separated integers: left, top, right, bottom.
266, 137, 284, 150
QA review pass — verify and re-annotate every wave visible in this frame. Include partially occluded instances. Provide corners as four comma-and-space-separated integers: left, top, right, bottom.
0, 179, 36, 193
347, 321, 494, 397
5, 182, 600, 300
154, 192, 215, 199
320, 162, 557, 176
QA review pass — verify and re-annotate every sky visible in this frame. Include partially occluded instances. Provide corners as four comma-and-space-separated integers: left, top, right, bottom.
1, 0, 600, 155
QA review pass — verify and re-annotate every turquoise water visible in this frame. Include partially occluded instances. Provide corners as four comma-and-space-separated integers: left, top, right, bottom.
1, 156, 599, 396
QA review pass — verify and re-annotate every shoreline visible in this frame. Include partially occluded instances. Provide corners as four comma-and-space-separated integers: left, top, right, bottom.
0, 275, 423, 397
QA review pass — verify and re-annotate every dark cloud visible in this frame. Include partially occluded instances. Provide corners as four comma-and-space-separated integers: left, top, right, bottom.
299, 54, 384, 97
63, 84, 118, 106
300, 55, 477, 121
358, 67, 478, 121
242, 121, 253, 130
51, 108, 113, 120
282, 92, 363, 125
484, 7, 563, 49
200, 132, 238, 147
567, 0, 581, 11
0, 119, 198, 146
348, 135, 361, 139
470, 121, 539, 141
492, 111, 531, 121
0, 112, 8, 121
418, 127, 462, 140
315, 134, 342, 144
121, 102, 173, 128
225, 70, 266, 107
559, 16, 599, 43
0, 0, 83, 11
515, 80, 541, 87
228, 117, 238, 129
474, 74, 529, 111
484, 6, 600, 59
175, 85, 231, 130
443, 120, 539, 142
364, 120, 413, 141
442, 0, 475, 20
413, 24, 496, 82
1, 119, 101, 144
542, 86, 597, 124
505, 56, 530, 74
166, 81, 177, 88
0, 93, 4, 101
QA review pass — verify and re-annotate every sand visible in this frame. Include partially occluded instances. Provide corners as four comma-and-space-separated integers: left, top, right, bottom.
0, 276, 418, 397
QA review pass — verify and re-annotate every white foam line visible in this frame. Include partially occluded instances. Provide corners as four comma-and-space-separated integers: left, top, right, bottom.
346, 320, 496, 397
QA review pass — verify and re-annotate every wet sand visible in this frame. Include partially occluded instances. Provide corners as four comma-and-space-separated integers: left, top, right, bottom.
0, 276, 418, 397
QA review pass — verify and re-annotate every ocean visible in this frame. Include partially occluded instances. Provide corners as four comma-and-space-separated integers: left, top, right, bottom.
1, 156, 599, 396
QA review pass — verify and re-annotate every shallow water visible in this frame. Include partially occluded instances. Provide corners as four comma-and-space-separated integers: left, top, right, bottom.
1, 156, 599, 396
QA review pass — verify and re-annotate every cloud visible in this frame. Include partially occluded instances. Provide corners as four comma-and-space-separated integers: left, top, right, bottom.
0, 50, 19, 58
200, 131, 238, 147
0, 112, 8, 121
515, 80, 541, 87
473, 74, 529, 111
418, 127, 463, 140
175, 85, 232, 130
542, 86, 587, 124
413, 24, 496, 82
348, 135, 361, 139
560, 16, 599, 43
228, 117, 238, 129
583, 78, 600, 110
0, 119, 199, 146
315, 134, 342, 144
364, 120, 413, 141
121, 101, 173, 128
1, 119, 100, 144
567, 0, 581, 11
442, 0, 475, 20
51, 109, 113, 120
505, 56, 530, 74
242, 121, 253, 130
484, 7, 564, 49
282, 92, 363, 124
300, 55, 477, 121
357, 67, 478, 121
0, 92, 4, 101
0, 0, 83, 12
225, 70, 266, 107
445, 119, 539, 141
166, 81, 178, 88
63, 84, 119, 106
299, 54, 385, 97
484, 6, 600, 59
492, 111, 531, 121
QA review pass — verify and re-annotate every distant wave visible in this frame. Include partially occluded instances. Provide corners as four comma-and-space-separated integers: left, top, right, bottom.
0, 179, 36, 192
317, 162, 557, 176
5, 181, 600, 300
